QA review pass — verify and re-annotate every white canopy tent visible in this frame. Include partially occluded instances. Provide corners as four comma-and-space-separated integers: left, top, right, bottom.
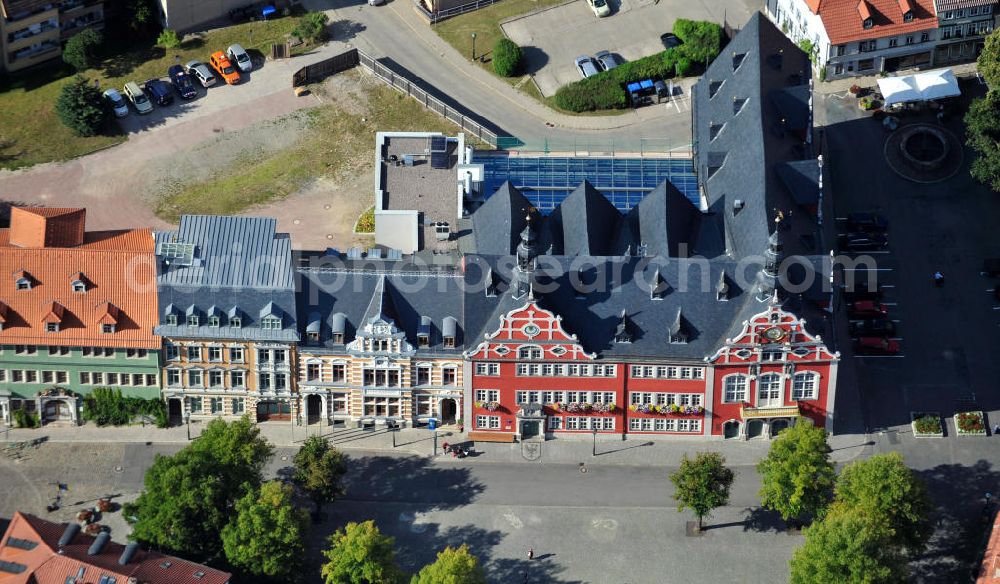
877, 69, 961, 106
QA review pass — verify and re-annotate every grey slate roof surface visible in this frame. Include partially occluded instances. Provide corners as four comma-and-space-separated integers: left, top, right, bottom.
154, 215, 298, 341
776, 159, 822, 206
617, 181, 705, 258
545, 181, 621, 257
296, 265, 465, 355
692, 11, 818, 260
472, 183, 532, 256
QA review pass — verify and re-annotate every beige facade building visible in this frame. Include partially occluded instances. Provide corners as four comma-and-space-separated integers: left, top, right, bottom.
1, 0, 104, 73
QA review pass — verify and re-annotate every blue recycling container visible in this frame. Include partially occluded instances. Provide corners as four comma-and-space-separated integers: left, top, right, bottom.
428, 418, 438, 430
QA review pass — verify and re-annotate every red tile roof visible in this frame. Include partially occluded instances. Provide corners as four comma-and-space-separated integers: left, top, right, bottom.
817, 0, 937, 45
0, 512, 231, 584
0, 208, 159, 349
805, 0, 822, 13
9, 208, 86, 249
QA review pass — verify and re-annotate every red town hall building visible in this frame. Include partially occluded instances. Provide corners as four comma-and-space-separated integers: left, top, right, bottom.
462, 14, 839, 441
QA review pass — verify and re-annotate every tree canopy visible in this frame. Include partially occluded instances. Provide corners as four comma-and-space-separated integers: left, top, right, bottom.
293, 435, 347, 517
191, 416, 274, 499
62, 28, 103, 71
965, 90, 1000, 191
834, 452, 933, 555
221, 481, 309, 580
757, 420, 836, 524
978, 29, 1000, 88
55, 76, 108, 138
790, 504, 909, 584
669, 452, 735, 530
321, 521, 405, 584
411, 545, 486, 584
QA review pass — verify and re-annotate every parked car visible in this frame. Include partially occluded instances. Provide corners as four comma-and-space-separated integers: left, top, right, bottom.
227, 44, 253, 73
842, 284, 883, 302
168, 65, 198, 99
660, 32, 682, 49
846, 212, 888, 232
587, 0, 610, 17
849, 300, 889, 319
849, 318, 896, 337
368, 0, 386, 6
575, 55, 599, 78
122, 81, 153, 115
102, 88, 129, 118
855, 336, 900, 355
209, 51, 241, 84
595, 50, 623, 72
841, 232, 888, 251
144, 78, 174, 107
185, 60, 216, 87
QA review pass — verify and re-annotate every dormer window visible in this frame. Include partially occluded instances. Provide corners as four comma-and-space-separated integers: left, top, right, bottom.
332, 332, 344, 344
46, 323, 59, 333
443, 336, 455, 349
709, 80, 723, 98
307, 331, 320, 342
102, 324, 115, 334
262, 316, 282, 330
15, 278, 30, 291
732, 52, 747, 71
442, 316, 457, 349
230, 316, 242, 328
863, 17, 873, 28
187, 315, 199, 326
418, 333, 430, 347
733, 97, 748, 116
903, 11, 913, 21
72, 281, 86, 293
208, 316, 220, 327
710, 122, 725, 142
166, 314, 178, 326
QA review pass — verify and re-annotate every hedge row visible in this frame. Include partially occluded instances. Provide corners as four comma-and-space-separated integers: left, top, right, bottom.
554, 19, 721, 112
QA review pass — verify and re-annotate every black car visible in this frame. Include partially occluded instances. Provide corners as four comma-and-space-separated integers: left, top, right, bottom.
842, 285, 883, 303
143, 78, 174, 106
849, 318, 896, 338
841, 232, 888, 251
167, 65, 197, 100
846, 212, 888, 233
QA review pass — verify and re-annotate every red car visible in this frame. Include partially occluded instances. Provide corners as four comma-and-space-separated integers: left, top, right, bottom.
855, 336, 900, 355
849, 300, 888, 319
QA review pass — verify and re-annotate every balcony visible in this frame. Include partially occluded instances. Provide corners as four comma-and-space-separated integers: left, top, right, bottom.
7, 19, 59, 46
60, 9, 103, 38
740, 404, 800, 419
9, 40, 60, 65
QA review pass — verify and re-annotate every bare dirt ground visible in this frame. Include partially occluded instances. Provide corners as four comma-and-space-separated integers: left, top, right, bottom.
0, 72, 377, 250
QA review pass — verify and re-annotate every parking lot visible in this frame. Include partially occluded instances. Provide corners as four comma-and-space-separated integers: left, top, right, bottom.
500, 0, 757, 97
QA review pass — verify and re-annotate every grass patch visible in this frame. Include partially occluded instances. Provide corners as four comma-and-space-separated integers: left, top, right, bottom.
432, 0, 565, 95
355, 206, 375, 233
154, 78, 489, 221
0, 16, 302, 171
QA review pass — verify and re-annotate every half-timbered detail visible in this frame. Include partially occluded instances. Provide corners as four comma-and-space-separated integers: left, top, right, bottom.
296, 265, 465, 429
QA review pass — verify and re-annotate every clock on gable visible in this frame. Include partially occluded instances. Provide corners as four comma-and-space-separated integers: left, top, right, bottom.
762, 326, 786, 342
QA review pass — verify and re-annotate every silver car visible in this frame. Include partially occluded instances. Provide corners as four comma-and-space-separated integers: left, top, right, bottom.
185, 60, 216, 87
595, 50, 623, 72
575, 55, 599, 78
102, 88, 129, 118
227, 44, 253, 73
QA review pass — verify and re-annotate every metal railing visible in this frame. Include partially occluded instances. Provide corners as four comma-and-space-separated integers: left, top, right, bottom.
413, 0, 503, 24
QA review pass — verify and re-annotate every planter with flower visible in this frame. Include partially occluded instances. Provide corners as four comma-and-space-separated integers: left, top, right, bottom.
955, 411, 986, 436
593, 402, 616, 414
484, 401, 501, 412
912, 412, 943, 438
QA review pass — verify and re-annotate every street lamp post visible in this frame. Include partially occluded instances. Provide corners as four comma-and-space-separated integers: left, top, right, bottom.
184, 412, 191, 441
592, 428, 598, 457
471, 32, 477, 61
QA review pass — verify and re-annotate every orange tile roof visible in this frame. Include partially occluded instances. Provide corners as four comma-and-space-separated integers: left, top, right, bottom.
9, 207, 86, 249
979, 511, 1000, 583
0, 211, 159, 349
805, 0, 822, 13
0, 512, 231, 584
818, 0, 937, 45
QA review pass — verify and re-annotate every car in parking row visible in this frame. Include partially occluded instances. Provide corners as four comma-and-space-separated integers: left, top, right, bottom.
210, 51, 241, 85
168, 65, 198, 100
122, 81, 153, 115
102, 89, 129, 118
587, 0, 610, 17
185, 60, 216, 87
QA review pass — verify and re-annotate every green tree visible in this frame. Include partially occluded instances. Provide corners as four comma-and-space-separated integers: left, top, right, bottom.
221, 481, 309, 580
124, 417, 274, 559
834, 452, 933, 555
492, 38, 522, 77
411, 545, 486, 584
126, 0, 156, 34
55, 76, 108, 137
966, 90, 1000, 191
672, 19, 723, 65
124, 449, 233, 558
62, 28, 103, 71
157, 28, 181, 48
669, 452, 735, 531
321, 521, 404, 584
797, 38, 817, 64
293, 12, 330, 44
293, 435, 347, 519
757, 419, 835, 526
978, 29, 1000, 88
790, 505, 908, 584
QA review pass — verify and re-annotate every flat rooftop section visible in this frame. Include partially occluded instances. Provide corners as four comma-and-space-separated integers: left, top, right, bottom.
474, 153, 699, 213
382, 136, 457, 216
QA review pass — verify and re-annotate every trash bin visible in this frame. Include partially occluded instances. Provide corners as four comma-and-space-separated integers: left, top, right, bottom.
428, 418, 438, 430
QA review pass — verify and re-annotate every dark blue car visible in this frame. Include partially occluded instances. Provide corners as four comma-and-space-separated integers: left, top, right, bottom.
168, 65, 197, 100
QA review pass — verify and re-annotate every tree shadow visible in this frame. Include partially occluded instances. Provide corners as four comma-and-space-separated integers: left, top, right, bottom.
519, 46, 548, 75
0, 140, 22, 164
101, 44, 165, 79
912, 460, 1000, 583
741, 506, 787, 533
180, 36, 205, 51
331, 19, 366, 42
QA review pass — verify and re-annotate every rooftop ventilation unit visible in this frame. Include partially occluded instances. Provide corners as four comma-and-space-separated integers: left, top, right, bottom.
58, 523, 80, 548
119, 542, 140, 565
88, 532, 111, 556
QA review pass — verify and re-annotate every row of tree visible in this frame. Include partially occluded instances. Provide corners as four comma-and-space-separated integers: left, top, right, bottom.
967, 30, 1000, 190
668, 420, 932, 584
123, 417, 346, 582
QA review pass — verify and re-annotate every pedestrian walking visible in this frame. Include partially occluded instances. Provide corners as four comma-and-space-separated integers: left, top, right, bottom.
993, 423, 999, 436
527, 548, 534, 560
933, 271, 944, 287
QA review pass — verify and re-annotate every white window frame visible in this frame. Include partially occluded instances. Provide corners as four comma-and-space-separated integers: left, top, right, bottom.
723, 374, 748, 403
792, 372, 819, 400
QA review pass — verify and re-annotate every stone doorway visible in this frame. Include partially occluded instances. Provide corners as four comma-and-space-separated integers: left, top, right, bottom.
306, 394, 323, 423
723, 420, 740, 439
746, 419, 764, 440
440, 398, 457, 425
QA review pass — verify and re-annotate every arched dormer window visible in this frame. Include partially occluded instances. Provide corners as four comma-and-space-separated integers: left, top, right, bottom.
518, 345, 543, 360
15, 277, 30, 291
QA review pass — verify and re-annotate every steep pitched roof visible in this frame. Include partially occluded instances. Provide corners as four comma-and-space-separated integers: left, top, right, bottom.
546, 181, 621, 256
471, 182, 533, 255
360, 275, 401, 328
617, 180, 703, 258
776, 159, 822, 206
0, 212, 159, 349
818, 0, 937, 45
0, 511, 230, 584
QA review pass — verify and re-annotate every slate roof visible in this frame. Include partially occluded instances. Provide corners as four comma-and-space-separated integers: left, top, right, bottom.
0, 209, 159, 349
154, 216, 298, 342
296, 263, 465, 355
0, 511, 230, 584
777, 159, 822, 206
692, 11, 818, 260
934, 0, 996, 11
544, 181, 621, 257
471, 183, 532, 256
816, 0, 937, 45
